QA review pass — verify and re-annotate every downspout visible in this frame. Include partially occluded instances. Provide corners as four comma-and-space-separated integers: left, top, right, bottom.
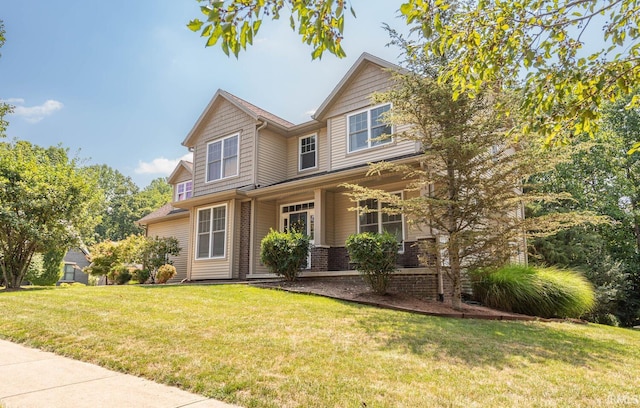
254, 119, 268, 187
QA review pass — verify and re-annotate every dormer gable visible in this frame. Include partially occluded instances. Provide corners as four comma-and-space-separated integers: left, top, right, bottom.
182, 90, 293, 148
312, 53, 402, 121
168, 160, 193, 184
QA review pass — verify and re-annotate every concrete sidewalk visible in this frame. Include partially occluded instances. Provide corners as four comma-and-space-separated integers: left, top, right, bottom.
0, 340, 241, 408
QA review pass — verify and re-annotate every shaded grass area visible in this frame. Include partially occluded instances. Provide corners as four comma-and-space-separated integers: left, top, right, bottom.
1, 284, 639, 407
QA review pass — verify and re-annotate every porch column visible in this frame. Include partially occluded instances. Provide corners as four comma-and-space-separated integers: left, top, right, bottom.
314, 188, 326, 246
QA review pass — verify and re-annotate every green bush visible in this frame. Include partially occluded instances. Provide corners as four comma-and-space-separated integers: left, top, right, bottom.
156, 264, 176, 284
346, 232, 398, 295
472, 265, 595, 318
108, 266, 132, 285
26, 249, 65, 286
132, 269, 151, 284
260, 229, 310, 282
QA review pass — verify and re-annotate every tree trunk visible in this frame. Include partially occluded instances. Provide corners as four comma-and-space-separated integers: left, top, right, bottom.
449, 237, 463, 310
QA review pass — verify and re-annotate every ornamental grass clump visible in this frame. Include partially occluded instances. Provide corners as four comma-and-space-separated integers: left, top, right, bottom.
472, 265, 595, 318
260, 229, 310, 282
346, 231, 398, 295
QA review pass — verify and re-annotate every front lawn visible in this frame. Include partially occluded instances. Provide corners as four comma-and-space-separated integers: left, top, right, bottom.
0, 284, 638, 407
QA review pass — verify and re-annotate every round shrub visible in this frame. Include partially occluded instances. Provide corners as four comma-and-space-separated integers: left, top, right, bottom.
156, 264, 176, 284
260, 229, 310, 282
132, 269, 151, 284
346, 231, 398, 295
472, 265, 595, 318
108, 266, 132, 285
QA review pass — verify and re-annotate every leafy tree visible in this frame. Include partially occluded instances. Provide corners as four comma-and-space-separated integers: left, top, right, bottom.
401, 0, 640, 149
140, 236, 181, 283
0, 20, 13, 137
0, 141, 101, 289
342, 30, 599, 309
530, 91, 640, 325
188, 0, 354, 58
189, 1, 640, 149
134, 177, 172, 218
84, 165, 141, 242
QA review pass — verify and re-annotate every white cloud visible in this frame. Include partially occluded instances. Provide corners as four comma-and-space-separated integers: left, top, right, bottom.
4, 99, 64, 123
135, 152, 193, 175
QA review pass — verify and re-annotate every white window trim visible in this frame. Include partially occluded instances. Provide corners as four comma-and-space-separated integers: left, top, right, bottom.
279, 200, 315, 270
175, 180, 193, 202
347, 103, 393, 153
356, 191, 405, 253
205, 133, 240, 183
298, 134, 318, 172
194, 204, 227, 260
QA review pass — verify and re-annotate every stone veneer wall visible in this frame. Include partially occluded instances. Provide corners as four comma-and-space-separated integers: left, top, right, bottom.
327, 241, 431, 271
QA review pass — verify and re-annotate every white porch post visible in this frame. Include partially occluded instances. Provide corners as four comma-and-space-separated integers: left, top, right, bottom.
314, 188, 326, 246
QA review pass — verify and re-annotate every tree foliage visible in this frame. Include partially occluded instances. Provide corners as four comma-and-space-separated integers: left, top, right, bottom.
188, 0, 354, 58
0, 21, 13, 137
25, 249, 65, 286
83, 166, 172, 243
529, 91, 640, 326
0, 141, 101, 289
342, 30, 601, 309
402, 0, 640, 148
189, 1, 640, 149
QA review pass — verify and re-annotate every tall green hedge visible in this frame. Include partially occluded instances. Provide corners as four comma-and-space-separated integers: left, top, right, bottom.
260, 229, 310, 282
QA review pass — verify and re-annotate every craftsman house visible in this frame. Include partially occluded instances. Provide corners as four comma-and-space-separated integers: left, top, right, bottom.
139, 53, 443, 289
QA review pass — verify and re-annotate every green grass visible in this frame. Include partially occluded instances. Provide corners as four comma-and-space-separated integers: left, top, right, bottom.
1, 284, 639, 407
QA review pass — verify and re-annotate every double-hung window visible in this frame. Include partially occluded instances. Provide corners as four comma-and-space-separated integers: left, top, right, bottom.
63, 264, 75, 281
206, 134, 238, 182
358, 192, 404, 250
196, 205, 227, 259
348, 104, 392, 152
176, 181, 193, 201
299, 134, 317, 171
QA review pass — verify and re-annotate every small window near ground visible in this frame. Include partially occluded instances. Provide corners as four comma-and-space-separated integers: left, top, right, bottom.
63, 264, 75, 281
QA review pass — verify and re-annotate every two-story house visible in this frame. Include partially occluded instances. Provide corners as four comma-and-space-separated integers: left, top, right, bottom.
139, 53, 441, 291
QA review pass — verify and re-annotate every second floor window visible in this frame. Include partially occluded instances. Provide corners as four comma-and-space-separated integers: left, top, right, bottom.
348, 104, 392, 153
207, 134, 238, 182
299, 134, 317, 171
176, 181, 193, 201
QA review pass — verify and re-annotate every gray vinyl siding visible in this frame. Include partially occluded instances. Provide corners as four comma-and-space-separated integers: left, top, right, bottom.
257, 129, 287, 187
146, 216, 190, 283
192, 101, 256, 196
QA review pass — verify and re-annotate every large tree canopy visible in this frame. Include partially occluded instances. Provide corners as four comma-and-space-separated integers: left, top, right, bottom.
0, 141, 101, 289
0, 20, 12, 136
189, 0, 640, 148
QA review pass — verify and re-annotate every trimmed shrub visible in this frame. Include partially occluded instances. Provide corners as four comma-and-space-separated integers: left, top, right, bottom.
132, 269, 151, 284
346, 232, 398, 295
260, 229, 310, 282
156, 264, 176, 284
108, 266, 132, 285
472, 265, 595, 318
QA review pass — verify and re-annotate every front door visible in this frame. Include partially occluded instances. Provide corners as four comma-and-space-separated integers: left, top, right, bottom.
281, 201, 315, 269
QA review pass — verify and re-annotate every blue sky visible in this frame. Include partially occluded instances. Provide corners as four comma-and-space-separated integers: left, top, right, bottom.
0, 1, 408, 187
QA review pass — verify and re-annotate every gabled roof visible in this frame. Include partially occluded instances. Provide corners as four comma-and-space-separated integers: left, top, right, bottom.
182, 90, 294, 147
167, 160, 193, 185
312, 53, 401, 121
137, 203, 188, 226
